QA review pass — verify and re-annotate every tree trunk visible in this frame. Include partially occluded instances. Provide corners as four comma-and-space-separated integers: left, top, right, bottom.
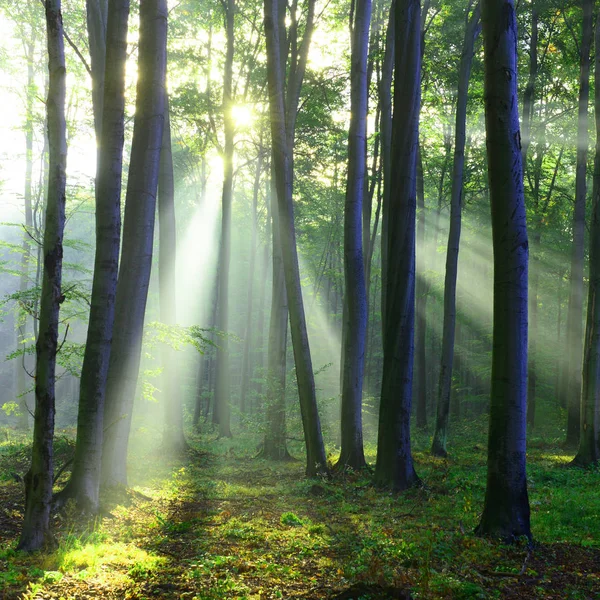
240, 147, 264, 414
337, 0, 371, 471
565, 0, 593, 448
101, 0, 167, 490
263, 177, 290, 460
431, 1, 480, 457
572, 14, 600, 467
18, 0, 67, 552
379, 0, 394, 332
58, 0, 129, 511
214, 0, 235, 438
475, 0, 531, 541
159, 96, 187, 453
16, 34, 37, 431
264, 0, 328, 475
374, 0, 420, 491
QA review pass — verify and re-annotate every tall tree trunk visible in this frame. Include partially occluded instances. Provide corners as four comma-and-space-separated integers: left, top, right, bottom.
475, 0, 531, 541
57, 0, 129, 511
101, 0, 167, 490
159, 97, 187, 453
214, 0, 235, 438
86, 0, 108, 142
415, 145, 427, 429
374, 0, 420, 491
565, 0, 593, 448
18, 0, 67, 551
338, 0, 371, 471
240, 147, 264, 414
17, 34, 37, 431
431, 1, 480, 457
263, 177, 290, 460
379, 0, 394, 332
572, 15, 600, 467
264, 0, 328, 475
523, 7, 538, 429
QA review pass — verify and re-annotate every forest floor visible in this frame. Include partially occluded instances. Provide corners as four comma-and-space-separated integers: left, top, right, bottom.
0, 418, 599, 599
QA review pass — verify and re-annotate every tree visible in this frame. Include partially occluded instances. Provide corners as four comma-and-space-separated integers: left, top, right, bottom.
213, 0, 235, 438
263, 0, 327, 476
159, 96, 187, 454
431, 0, 480, 458
572, 14, 600, 468
475, 0, 531, 541
565, 0, 593, 447
374, 0, 421, 491
18, 0, 67, 551
57, 0, 130, 512
101, 0, 168, 490
338, 0, 371, 470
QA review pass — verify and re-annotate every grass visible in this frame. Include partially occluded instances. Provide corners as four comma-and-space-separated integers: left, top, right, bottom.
0, 413, 599, 599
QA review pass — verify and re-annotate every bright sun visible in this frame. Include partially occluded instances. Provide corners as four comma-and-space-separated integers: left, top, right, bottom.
231, 104, 254, 129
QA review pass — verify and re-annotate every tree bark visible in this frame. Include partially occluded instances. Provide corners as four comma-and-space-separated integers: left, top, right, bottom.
16, 33, 37, 431
18, 0, 67, 552
374, 0, 421, 491
159, 96, 187, 453
101, 0, 167, 490
475, 0, 531, 541
240, 146, 264, 414
337, 0, 371, 471
264, 0, 328, 475
214, 0, 235, 438
263, 176, 290, 460
431, 1, 480, 457
58, 0, 129, 511
565, 0, 593, 448
572, 14, 600, 468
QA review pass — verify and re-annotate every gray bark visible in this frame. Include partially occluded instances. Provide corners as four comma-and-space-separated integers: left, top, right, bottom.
263, 177, 290, 460
101, 0, 167, 489
59, 0, 129, 510
18, 0, 67, 552
159, 97, 187, 453
213, 0, 235, 438
338, 0, 371, 470
431, 1, 480, 457
240, 146, 264, 414
573, 14, 600, 468
565, 0, 593, 447
475, 0, 531, 541
374, 0, 420, 491
264, 0, 327, 475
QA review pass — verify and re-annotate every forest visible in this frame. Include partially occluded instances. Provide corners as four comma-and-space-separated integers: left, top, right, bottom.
0, 0, 599, 597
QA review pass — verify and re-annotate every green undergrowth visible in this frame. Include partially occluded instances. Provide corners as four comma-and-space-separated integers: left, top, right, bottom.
0, 416, 599, 599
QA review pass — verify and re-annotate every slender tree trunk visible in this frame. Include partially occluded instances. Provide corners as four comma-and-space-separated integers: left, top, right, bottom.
523, 7, 538, 429
18, 0, 67, 551
17, 35, 37, 431
379, 0, 394, 332
565, 0, 593, 448
159, 97, 187, 453
263, 177, 290, 460
86, 0, 108, 142
264, 0, 328, 475
241, 147, 264, 413
101, 0, 167, 490
572, 15, 600, 467
431, 1, 480, 457
374, 0, 421, 491
475, 0, 531, 541
338, 0, 371, 471
214, 0, 235, 438
57, 0, 129, 511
